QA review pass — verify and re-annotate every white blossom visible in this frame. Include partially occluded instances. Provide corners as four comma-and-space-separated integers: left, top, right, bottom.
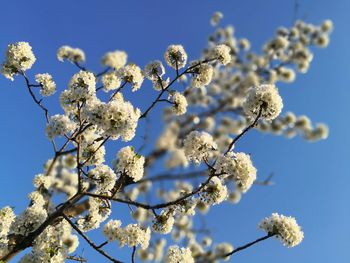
200, 177, 228, 205
210, 11, 223, 26
144, 60, 165, 81
84, 93, 141, 141
117, 64, 144, 91
259, 213, 304, 247
57, 45, 85, 63
164, 45, 187, 69
35, 73, 56, 96
243, 84, 283, 121
215, 152, 257, 193
114, 146, 145, 182
101, 72, 121, 91
172, 92, 188, 115
88, 165, 117, 193
103, 220, 151, 249
213, 44, 231, 65
152, 210, 175, 234
1, 42, 36, 80
164, 245, 194, 263
101, 50, 127, 69
190, 62, 214, 88
46, 114, 76, 139
68, 70, 96, 101
183, 131, 217, 164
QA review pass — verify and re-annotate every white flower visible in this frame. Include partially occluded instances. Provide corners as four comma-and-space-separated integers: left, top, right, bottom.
215, 242, 234, 261
183, 131, 217, 164
35, 73, 56, 96
114, 146, 145, 182
103, 220, 151, 249
259, 213, 304, 247
103, 219, 123, 241
85, 94, 141, 141
152, 210, 175, 234
210, 11, 223, 26
200, 177, 228, 205
243, 84, 283, 121
117, 64, 144, 91
165, 245, 194, 263
164, 45, 187, 69
215, 152, 257, 193
77, 197, 111, 232
144, 60, 165, 81
0, 206, 15, 237
28, 192, 46, 207
321, 19, 333, 32
172, 92, 188, 115
152, 77, 170, 91
88, 165, 117, 193
101, 72, 121, 91
101, 50, 127, 69
10, 204, 47, 236
213, 44, 231, 65
68, 70, 96, 101
190, 62, 214, 87
46, 114, 76, 139
2, 42, 36, 80
57, 45, 85, 63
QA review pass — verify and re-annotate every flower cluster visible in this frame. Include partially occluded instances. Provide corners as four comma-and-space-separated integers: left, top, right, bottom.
212, 44, 231, 65
84, 94, 141, 141
19, 220, 79, 263
88, 164, 117, 193
215, 152, 257, 193
1, 42, 36, 80
259, 213, 304, 247
164, 245, 194, 263
101, 72, 121, 91
77, 197, 111, 232
172, 92, 188, 115
117, 64, 144, 91
152, 210, 175, 234
113, 146, 145, 182
101, 50, 127, 69
200, 177, 228, 205
57, 45, 85, 63
67, 70, 96, 101
164, 45, 187, 69
243, 84, 283, 121
46, 114, 76, 139
35, 73, 56, 96
190, 61, 214, 88
103, 220, 151, 249
183, 131, 217, 164
144, 60, 165, 81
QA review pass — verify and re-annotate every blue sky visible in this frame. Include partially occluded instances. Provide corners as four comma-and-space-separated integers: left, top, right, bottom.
0, 0, 349, 262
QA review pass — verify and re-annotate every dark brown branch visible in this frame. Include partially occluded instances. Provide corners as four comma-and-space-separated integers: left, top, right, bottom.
67, 255, 87, 262
21, 72, 49, 123
131, 246, 136, 263
85, 172, 222, 210
62, 214, 123, 263
224, 105, 264, 154
140, 58, 216, 119
221, 233, 275, 258
109, 81, 127, 102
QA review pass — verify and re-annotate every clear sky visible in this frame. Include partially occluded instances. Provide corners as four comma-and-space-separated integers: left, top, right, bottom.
0, 0, 349, 262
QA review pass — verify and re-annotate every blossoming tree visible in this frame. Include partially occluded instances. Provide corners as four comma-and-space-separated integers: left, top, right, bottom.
0, 12, 332, 263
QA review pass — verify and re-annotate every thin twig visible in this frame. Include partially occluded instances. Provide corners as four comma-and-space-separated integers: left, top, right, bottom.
221, 233, 275, 258
131, 246, 136, 263
62, 214, 123, 263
